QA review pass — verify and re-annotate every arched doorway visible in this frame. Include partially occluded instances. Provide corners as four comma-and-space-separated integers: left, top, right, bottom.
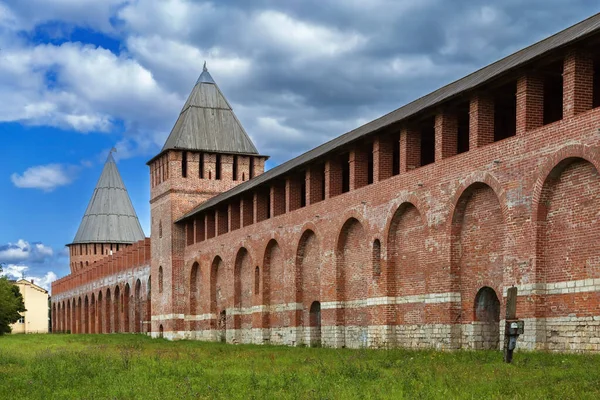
159, 324, 164, 338
124, 284, 130, 333
134, 279, 142, 333
218, 310, 227, 343
473, 287, 500, 350
309, 301, 321, 347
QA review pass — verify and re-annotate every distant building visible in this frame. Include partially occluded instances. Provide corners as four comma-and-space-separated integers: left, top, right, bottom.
10, 279, 49, 334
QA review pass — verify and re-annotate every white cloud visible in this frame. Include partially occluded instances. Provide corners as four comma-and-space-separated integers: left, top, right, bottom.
2, 0, 128, 33
252, 10, 367, 59
11, 164, 77, 191
1, 264, 58, 292
0, 239, 54, 263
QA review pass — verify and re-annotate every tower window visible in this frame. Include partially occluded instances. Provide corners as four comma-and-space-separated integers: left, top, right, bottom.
182, 151, 188, 178
216, 154, 222, 180
199, 153, 204, 179
233, 156, 238, 181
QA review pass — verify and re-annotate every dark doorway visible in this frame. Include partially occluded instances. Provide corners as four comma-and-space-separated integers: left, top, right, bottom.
309, 301, 322, 347
218, 310, 227, 343
473, 287, 500, 350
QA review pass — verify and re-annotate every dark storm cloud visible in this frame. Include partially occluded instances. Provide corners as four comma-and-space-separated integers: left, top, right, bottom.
176, 0, 599, 164
5, 1, 598, 166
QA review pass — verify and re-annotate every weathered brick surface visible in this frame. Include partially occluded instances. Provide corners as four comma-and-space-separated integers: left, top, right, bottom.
52, 35, 600, 352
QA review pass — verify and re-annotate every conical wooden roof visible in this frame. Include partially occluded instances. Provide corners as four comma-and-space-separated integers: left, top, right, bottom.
161, 64, 259, 155
70, 153, 145, 244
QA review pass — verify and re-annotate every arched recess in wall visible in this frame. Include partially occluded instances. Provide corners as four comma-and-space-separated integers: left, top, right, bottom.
535, 157, 600, 335
134, 279, 142, 333
234, 248, 253, 337
263, 239, 288, 344
387, 203, 427, 332
60, 302, 64, 332
77, 297, 82, 334
296, 229, 320, 342
336, 218, 370, 348
210, 256, 226, 338
146, 276, 151, 333
158, 266, 163, 293
190, 263, 201, 315
450, 182, 505, 350
84, 295, 89, 333
90, 293, 96, 334
473, 286, 500, 350
66, 301, 71, 333
52, 303, 56, 333
105, 288, 112, 333
296, 229, 321, 344
124, 283, 131, 333
54, 303, 58, 332
70, 299, 77, 333
59, 301, 63, 332
113, 285, 121, 333
97, 291, 103, 334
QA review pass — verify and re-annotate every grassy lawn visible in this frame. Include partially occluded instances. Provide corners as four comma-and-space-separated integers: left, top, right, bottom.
1, 335, 600, 399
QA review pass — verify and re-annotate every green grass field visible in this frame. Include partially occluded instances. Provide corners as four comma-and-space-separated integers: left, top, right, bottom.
1, 334, 600, 399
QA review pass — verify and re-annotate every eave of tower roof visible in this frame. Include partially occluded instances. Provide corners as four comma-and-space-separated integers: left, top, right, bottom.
69, 152, 146, 245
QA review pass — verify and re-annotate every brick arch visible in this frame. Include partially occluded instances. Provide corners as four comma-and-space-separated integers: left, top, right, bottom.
105, 288, 111, 333
296, 229, 321, 344
450, 182, 506, 349
77, 297, 82, 334
66, 300, 71, 333
134, 279, 142, 333
386, 202, 428, 334
52, 303, 56, 333
190, 261, 201, 315
123, 283, 131, 333
262, 239, 287, 343
336, 217, 370, 348
97, 291, 103, 334
534, 155, 600, 331
90, 293, 96, 334
146, 276, 152, 333
447, 172, 508, 233
382, 194, 429, 246
210, 256, 224, 316
113, 285, 121, 333
531, 144, 600, 223
233, 247, 253, 339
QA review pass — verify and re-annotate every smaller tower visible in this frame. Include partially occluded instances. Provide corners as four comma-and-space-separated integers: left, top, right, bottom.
67, 151, 145, 272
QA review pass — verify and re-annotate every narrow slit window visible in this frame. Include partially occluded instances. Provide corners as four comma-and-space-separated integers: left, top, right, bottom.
392, 132, 400, 176
199, 153, 204, 179
457, 102, 470, 154
215, 154, 222, 180
341, 153, 350, 193
181, 151, 188, 177
367, 145, 374, 185
233, 156, 238, 181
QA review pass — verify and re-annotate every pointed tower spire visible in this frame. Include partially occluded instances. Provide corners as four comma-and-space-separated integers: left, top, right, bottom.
161, 63, 258, 154
71, 152, 145, 245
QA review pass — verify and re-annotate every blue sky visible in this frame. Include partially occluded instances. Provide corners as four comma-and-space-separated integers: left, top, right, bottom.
1, 0, 599, 291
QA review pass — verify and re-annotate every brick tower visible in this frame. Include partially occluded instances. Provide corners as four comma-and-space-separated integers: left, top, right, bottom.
67, 151, 146, 272
148, 63, 267, 336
